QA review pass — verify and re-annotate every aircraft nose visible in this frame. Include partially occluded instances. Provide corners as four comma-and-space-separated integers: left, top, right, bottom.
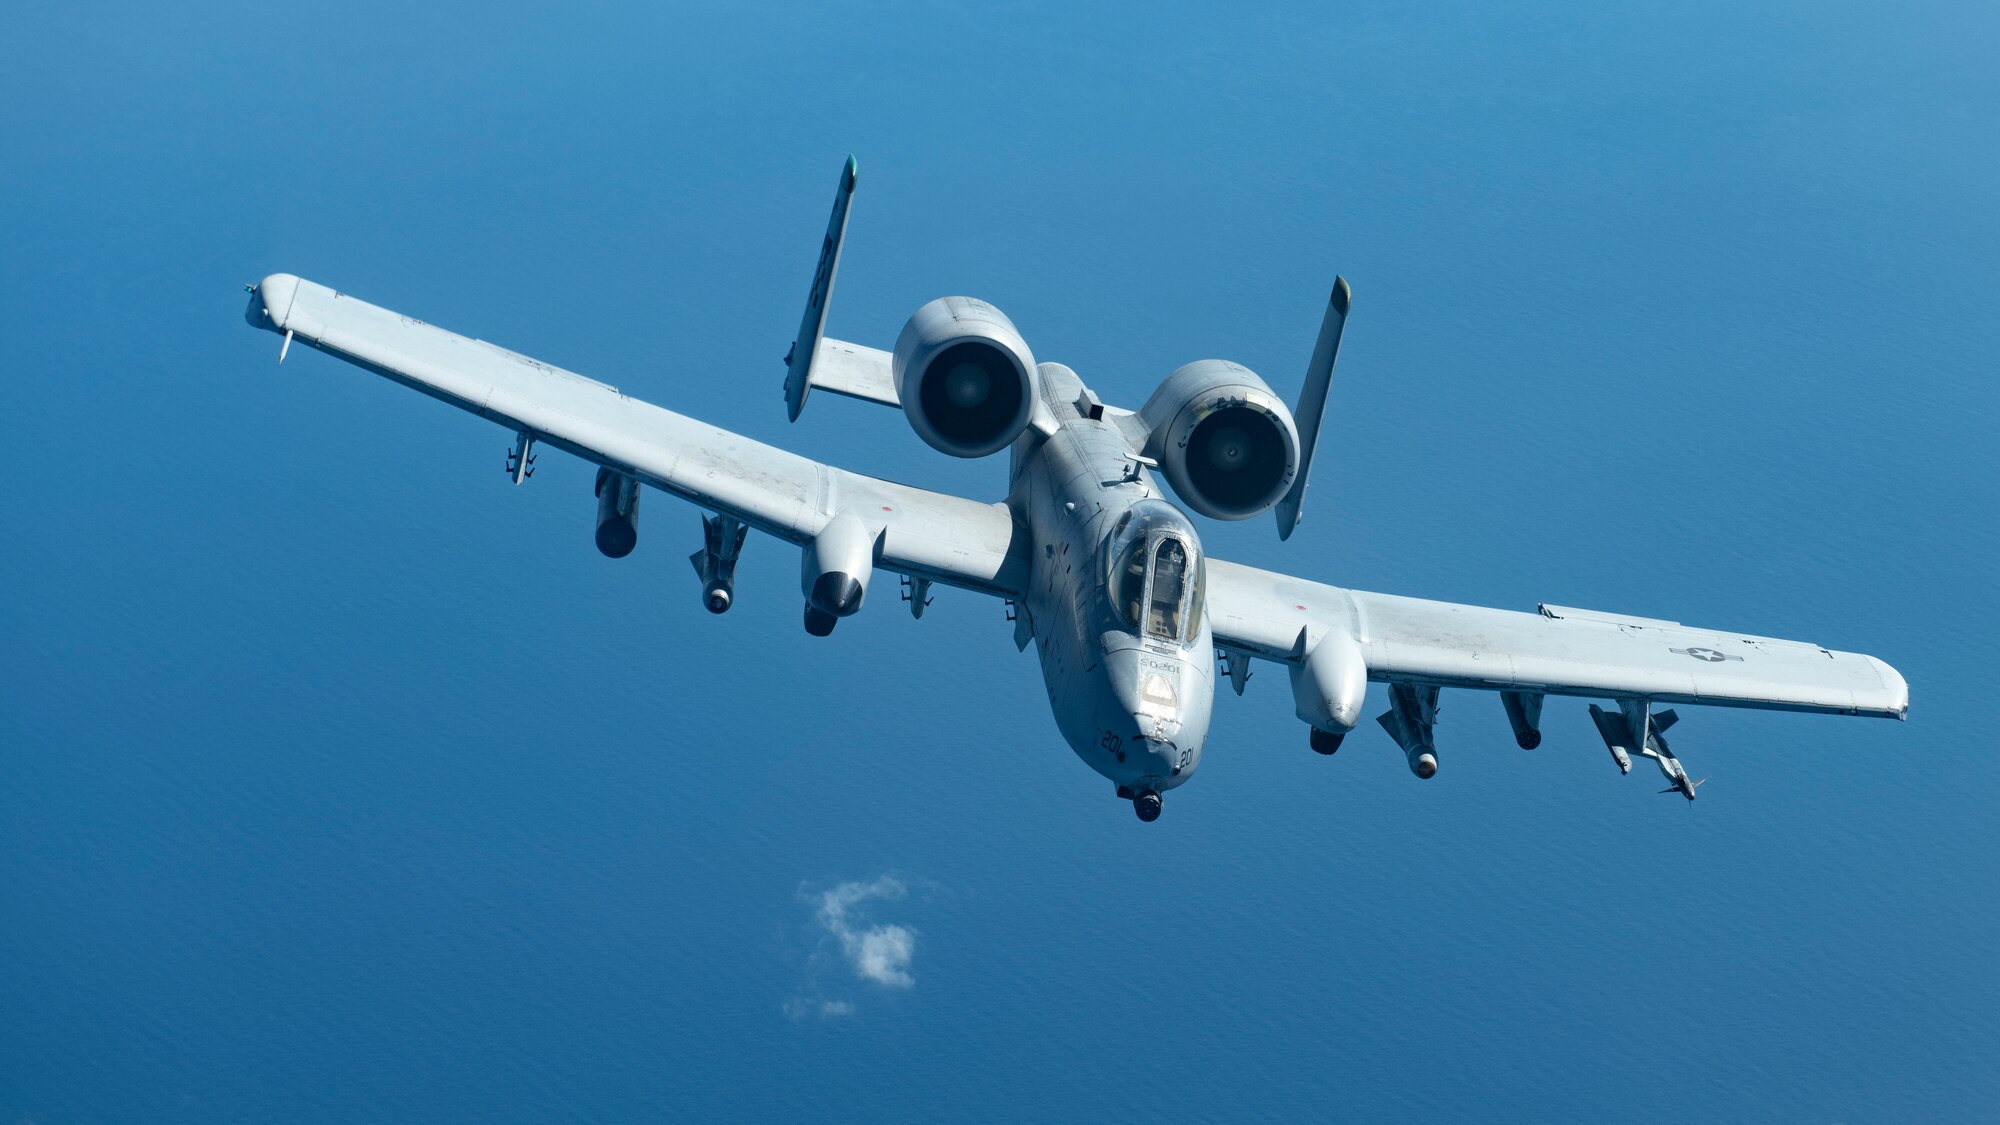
1133, 737, 1178, 779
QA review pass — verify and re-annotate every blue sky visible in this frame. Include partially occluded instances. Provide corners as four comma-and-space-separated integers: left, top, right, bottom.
4, 2, 1996, 1121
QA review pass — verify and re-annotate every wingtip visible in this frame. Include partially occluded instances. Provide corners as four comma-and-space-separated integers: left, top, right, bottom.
1331, 275, 1352, 316
843, 153, 858, 190
1864, 655, 1909, 719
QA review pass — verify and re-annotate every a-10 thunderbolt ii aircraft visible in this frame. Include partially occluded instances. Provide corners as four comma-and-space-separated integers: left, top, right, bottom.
241, 158, 1908, 822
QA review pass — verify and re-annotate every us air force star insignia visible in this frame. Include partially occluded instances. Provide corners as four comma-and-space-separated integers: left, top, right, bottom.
1672, 646, 1743, 663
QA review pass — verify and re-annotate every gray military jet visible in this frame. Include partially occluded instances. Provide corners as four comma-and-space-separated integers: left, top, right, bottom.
241, 158, 1907, 821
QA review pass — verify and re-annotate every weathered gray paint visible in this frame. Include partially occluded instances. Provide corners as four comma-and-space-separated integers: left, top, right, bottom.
242, 187, 1906, 813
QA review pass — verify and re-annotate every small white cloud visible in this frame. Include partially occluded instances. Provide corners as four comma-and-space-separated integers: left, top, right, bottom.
850, 924, 916, 988
785, 875, 925, 1020
782, 997, 856, 1022
816, 875, 918, 989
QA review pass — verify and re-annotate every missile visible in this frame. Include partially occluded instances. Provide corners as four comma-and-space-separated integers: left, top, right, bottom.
1660, 774, 1707, 802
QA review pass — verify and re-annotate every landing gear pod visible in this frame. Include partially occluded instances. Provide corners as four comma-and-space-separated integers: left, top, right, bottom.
1290, 631, 1366, 741
594, 468, 640, 558
800, 512, 875, 635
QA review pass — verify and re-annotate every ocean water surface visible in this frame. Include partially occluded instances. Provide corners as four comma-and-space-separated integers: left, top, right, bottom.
3, 2, 1995, 1121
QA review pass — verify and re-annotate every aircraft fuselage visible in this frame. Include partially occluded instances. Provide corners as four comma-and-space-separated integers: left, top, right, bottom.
1012, 363, 1215, 799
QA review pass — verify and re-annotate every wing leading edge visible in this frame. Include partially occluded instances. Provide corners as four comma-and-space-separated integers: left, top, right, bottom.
246, 273, 1026, 597
1206, 557, 1908, 718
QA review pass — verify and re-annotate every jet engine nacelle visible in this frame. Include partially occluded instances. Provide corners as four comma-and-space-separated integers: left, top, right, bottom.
1138, 360, 1301, 520
800, 512, 875, 635
892, 297, 1038, 458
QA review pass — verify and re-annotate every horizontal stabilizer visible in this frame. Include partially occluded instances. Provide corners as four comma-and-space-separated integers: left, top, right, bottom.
807, 338, 897, 407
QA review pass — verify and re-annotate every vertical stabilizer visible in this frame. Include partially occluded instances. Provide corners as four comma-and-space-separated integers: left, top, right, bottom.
1275, 275, 1351, 540
783, 155, 859, 421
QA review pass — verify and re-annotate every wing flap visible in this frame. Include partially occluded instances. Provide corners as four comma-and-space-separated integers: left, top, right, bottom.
1536, 604, 1680, 628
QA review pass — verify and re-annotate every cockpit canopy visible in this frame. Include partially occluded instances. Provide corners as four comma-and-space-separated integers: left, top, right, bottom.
1106, 500, 1206, 645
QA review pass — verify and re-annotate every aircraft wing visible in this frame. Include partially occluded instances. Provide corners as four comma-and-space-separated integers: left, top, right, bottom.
244, 273, 1027, 597
1206, 557, 1908, 718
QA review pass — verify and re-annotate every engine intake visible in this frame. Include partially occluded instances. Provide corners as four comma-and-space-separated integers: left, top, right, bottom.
1139, 360, 1301, 520
892, 297, 1037, 458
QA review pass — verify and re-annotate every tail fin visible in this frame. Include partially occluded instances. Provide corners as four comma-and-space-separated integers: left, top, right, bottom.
1275, 276, 1351, 540
783, 155, 859, 422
